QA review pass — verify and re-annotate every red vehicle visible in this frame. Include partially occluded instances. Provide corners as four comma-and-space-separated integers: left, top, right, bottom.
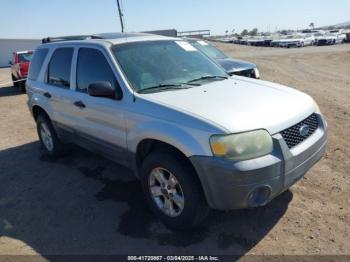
9, 50, 33, 91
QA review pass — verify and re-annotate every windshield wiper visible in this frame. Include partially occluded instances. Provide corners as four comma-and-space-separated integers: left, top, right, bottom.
187, 75, 228, 84
138, 84, 192, 94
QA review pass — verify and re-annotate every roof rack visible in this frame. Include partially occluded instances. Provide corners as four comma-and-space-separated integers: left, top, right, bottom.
41, 32, 153, 44
41, 35, 103, 44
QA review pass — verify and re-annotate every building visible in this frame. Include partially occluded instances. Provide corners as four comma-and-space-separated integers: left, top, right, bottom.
142, 29, 178, 37
177, 30, 210, 39
0, 39, 41, 67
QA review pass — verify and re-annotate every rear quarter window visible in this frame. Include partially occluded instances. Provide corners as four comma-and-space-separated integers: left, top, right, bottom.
28, 49, 49, 81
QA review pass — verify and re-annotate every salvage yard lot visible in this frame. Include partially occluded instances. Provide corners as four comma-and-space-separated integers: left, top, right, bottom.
0, 44, 349, 257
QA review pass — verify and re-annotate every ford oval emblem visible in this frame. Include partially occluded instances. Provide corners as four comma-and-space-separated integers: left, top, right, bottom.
299, 125, 310, 137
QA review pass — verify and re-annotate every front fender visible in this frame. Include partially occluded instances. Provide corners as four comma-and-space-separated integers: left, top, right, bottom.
127, 120, 213, 158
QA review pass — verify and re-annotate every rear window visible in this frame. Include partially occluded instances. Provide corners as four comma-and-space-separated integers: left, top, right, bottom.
28, 49, 48, 81
47, 48, 73, 88
18, 53, 33, 63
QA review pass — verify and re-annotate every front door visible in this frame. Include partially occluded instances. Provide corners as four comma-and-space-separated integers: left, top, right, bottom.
70, 47, 128, 165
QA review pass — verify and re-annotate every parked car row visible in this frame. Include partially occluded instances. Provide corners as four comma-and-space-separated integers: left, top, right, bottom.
229, 29, 348, 48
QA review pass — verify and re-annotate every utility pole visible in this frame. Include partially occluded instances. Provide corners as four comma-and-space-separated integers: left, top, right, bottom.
116, 0, 125, 32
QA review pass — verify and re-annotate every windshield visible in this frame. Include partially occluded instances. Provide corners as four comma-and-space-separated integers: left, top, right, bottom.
189, 40, 227, 60
18, 53, 33, 63
112, 40, 227, 93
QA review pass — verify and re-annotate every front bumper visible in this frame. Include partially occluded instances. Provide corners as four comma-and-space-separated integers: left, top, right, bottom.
317, 39, 335, 46
280, 42, 302, 48
190, 114, 327, 210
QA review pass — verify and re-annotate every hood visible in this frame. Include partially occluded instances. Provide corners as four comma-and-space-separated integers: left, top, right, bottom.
142, 78, 315, 135
216, 58, 256, 73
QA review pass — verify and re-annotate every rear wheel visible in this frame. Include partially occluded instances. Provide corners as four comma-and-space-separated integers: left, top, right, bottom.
19, 79, 26, 92
36, 113, 64, 156
141, 151, 209, 230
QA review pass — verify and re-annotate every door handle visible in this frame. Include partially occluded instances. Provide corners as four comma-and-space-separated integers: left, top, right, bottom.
43, 92, 52, 98
74, 100, 86, 109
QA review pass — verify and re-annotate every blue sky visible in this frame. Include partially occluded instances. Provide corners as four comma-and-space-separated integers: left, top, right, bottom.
1, 0, 349, 38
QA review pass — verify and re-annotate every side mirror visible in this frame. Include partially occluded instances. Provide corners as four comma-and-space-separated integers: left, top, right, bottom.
9, 60, 13, 65
88, 81, 116, 99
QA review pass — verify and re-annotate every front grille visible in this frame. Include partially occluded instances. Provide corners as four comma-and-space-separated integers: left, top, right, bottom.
281, 114, 319, 149
317, 39, 332, 46
232, 69, 256, 78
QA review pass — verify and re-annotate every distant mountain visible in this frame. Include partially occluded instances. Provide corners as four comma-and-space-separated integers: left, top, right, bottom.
318, 21, 350, 29
333, 21, 350, 27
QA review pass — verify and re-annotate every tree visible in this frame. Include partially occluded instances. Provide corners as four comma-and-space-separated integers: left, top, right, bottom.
241, 29, 249, 36
249, 28, 258, 36
309, 22, 315, 29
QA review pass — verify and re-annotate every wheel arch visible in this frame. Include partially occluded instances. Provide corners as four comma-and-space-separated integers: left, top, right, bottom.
135, 139, 196, 175
135, 138, 208, 205
32, 105, 49, 121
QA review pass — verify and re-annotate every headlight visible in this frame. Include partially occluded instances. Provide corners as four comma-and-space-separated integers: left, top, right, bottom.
254, 68, 260, 79
210, 130, 273, 161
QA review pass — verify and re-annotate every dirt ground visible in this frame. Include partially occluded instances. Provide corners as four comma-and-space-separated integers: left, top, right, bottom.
0, 43, 349, 259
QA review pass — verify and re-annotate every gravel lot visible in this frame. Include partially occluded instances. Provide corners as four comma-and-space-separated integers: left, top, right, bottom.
0, 44, 349, 258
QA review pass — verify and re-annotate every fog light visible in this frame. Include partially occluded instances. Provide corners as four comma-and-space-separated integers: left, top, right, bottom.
248, 186, 271, 207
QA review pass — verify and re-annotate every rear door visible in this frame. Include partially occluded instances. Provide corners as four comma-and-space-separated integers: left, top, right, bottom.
42, 47, 79, 133
70, 46, 128, 165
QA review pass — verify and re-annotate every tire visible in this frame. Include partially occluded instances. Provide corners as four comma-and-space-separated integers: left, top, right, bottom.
19, 79, 26, 92
36, 113, 64, 156
141, 151, 209, 230
11, 74, 19, 88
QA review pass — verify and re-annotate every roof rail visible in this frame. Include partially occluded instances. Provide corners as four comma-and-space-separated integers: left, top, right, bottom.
41, 35, 103, 44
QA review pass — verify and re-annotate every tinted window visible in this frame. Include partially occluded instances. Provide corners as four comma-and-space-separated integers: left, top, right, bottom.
76, 48, 118, 93
19, 53, 33, 63
28, 49, 48, 81
47, 48, 73, 88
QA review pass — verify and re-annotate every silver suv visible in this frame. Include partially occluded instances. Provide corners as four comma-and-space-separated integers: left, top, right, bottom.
27, 33, 327, 230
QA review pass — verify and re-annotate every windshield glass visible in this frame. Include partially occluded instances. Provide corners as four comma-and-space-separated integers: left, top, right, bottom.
189, 40, 227, 60
112, 40, 227, 92
18, 53, 33, 63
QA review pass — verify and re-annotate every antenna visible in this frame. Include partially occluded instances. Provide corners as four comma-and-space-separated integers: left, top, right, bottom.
116, 0, 125, 32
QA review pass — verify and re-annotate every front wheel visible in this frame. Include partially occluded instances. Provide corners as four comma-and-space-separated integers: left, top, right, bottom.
141, 151, 209, 230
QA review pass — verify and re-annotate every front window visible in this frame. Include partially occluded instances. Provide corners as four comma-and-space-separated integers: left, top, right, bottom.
189, 40, 227, 60
112, 40, 227, 93
76, 48, 118, 93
